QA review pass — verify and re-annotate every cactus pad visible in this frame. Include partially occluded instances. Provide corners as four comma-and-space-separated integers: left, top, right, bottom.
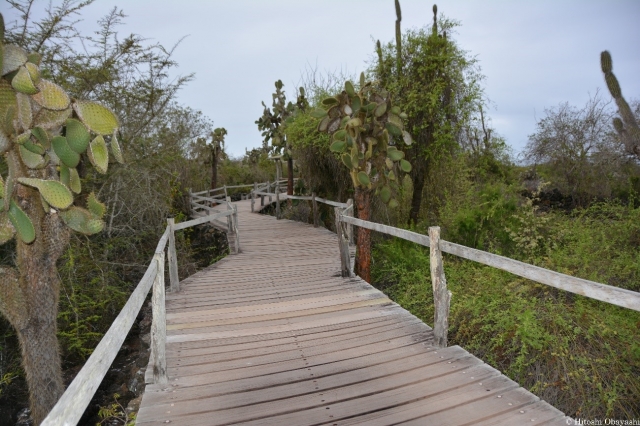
2, 44, 28, 76
69, 167, 81, 194
11, 66, 39, 95
17, 178, 73, 209
73, 101, 119, 135
110, 132, 124, 163
330, 140, 347, 153
400, 159, 411, 172
8, 200, 35, 243
26, 52, 41, 66
33, 107, 72, 130
87, 135, 109, 174
23, 140, 45, 155
60, 206, 104, 235
52, 136, 80, 168
380, 185, 392, 203
16, 92, 32, 130
19, 144, 46, 169
64, 118, 90, 153
87, 192, 106, 218
402, 130, 412, 145
374, 102, 388, 117
32, 79, 70, 111
24, 62, 39, 85
357, 171, 371, 186
387, 147, 404, 161
59, 164, 70, 187
31, 127, 50, 149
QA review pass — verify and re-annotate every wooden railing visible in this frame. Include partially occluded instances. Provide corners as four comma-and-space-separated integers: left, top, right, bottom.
41, 206, 239, 425
246, 181, 640, 348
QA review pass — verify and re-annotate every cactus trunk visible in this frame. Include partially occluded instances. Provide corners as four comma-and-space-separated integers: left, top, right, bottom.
354, 187, 372, 282
0, 150, 69, 424
210, 147, 218, 190
287, 157, 294, 196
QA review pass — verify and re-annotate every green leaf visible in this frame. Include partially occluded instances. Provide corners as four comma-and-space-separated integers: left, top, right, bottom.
73, 101, 119, 135
17, 178, 73, 209
8, 200, 35, 243
357, 171, 370, 187
87, 135, 109, 174
400, 159, 412, 172
386, 122, 402, 137
330, 140, 347, 153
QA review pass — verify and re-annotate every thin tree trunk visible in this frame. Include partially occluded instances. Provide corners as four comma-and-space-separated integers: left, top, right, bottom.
287, 157, 294, 196
354, 187, 372, 282
210, 148, 218, 190
408, 166, 425, 226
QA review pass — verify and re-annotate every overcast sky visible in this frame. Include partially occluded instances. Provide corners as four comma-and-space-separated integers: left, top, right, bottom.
4, 0, 640, 158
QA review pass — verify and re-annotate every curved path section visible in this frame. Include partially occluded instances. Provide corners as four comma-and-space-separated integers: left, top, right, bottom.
136, 199, 568, 425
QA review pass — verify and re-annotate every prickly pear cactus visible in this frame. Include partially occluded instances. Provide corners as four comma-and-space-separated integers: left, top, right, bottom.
600, 51, 640, 158
0, 25, 120, 244
312, 73, 412, 208
255, 80, 305, 159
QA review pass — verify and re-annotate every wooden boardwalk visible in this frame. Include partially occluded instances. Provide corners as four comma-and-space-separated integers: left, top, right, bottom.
136, 199, 568, 425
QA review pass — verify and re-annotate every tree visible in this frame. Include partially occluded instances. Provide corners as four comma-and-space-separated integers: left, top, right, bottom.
313, 74, 411, 282
256, 80, 307, 195
208, 127, 226, 190
523, 91, 627, 204
375, 3, 483, 225
0, 12, 123, 423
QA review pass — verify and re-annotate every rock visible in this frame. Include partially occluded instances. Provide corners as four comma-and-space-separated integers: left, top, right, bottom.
125, 395, 142, 417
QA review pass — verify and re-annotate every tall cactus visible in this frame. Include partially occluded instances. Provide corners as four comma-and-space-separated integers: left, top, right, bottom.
395, 0, 402, 78
0, 13, 121, 424
256, 81, 307, 195
209, 127, 226, 190
313, 73, 412, 281
601, 51, 640, 158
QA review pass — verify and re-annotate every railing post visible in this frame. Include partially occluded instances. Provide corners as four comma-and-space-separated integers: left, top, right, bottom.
223, 184, 228, 199
276, 182, 281, 220
233, 204, 240, 253
429, 226, 451, 348
312, 192, 319, 228
252, 182, 257, 212
167, 218, 179, 292
226, 196, 233, 233
334, 207, 351, 277
150, 252, 167, 384
346, 198, 354, 244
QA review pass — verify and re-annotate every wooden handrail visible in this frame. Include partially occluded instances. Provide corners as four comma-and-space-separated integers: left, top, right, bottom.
340, 214, 640, 313
42, 205, 242, 424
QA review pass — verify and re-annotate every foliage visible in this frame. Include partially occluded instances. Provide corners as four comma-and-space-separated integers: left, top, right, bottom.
375, 4, 484, 224
523, 92, 636, 205
97, 393, 136, 426
372, 199, 640, 418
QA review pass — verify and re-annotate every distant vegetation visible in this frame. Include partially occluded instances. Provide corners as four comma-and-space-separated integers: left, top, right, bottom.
0, 0, 638, 423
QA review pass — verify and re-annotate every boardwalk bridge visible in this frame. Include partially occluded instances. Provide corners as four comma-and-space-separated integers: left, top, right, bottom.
42, 180, 640, 425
